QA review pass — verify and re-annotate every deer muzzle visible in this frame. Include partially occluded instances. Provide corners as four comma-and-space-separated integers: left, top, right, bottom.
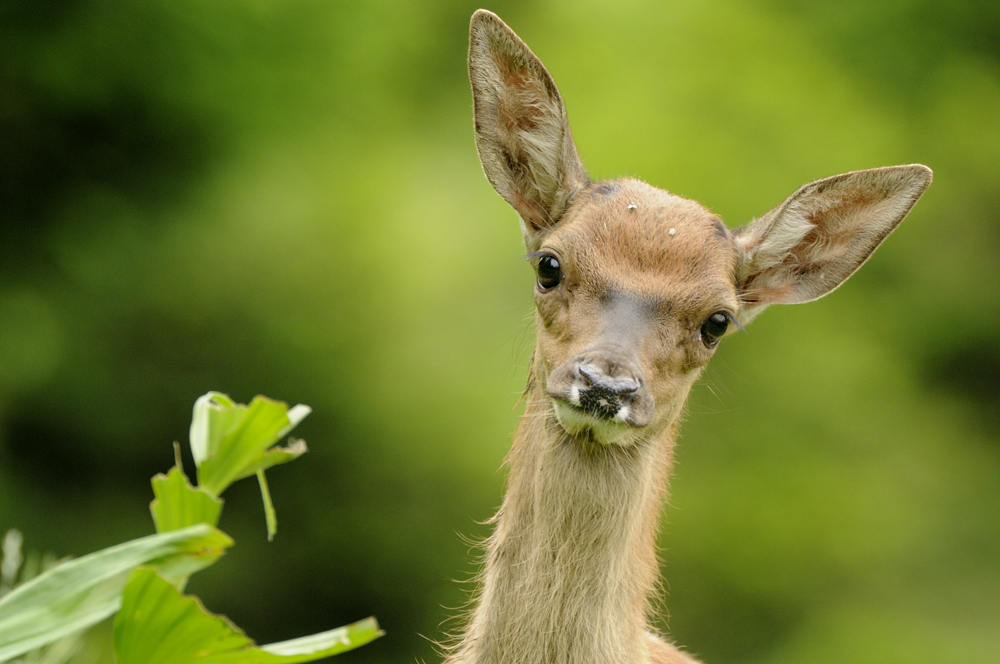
546, 352, 654, 430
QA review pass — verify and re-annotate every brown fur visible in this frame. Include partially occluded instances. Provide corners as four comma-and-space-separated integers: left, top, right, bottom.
454, 9, 931, 664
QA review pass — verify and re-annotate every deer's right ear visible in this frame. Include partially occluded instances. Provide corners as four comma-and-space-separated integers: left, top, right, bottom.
469, 10, 589, 244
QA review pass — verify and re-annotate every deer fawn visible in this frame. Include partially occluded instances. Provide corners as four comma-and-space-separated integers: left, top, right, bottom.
450, 9, 931, 664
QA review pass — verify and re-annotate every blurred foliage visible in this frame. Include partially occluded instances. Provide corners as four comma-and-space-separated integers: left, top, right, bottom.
0, 1, 997, 663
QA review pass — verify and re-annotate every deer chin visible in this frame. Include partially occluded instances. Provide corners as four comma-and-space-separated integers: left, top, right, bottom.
551, 399, 639, 446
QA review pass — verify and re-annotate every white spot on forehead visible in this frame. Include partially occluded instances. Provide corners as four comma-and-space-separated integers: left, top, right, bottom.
668, 228, 676, 236
627, 202, 637, 210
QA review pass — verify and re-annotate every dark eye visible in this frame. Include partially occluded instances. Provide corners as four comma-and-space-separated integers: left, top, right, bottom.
536, 254, 562, 290
700, 312, 729, 348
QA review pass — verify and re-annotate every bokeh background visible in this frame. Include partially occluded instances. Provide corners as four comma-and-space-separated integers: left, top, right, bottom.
2, 1, 998, 663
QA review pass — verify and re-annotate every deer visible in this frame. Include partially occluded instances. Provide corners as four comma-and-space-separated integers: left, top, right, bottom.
449, 9, 931, 664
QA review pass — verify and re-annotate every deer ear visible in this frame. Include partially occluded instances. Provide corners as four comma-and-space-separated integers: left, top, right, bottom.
468, 9, 589, 244
734, 164, 932, 322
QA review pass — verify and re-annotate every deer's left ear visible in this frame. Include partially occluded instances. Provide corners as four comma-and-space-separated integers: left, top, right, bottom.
733, 164, 932, 322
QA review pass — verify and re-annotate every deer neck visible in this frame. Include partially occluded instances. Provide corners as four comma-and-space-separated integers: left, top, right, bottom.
459, 388, 677, 664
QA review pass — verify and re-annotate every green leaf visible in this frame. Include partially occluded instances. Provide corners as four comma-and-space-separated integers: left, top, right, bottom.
188, 393, 310, 537
276, 404, 312, 441
257, 470, 278, 542
189, 392, 241, 467
150, 464, 224, 533
255, 619, 383, 660
196, 396, 291, 495
192, 394, 311, 498
114, 567, 250, 664
0, 524, 232, 663
115, 568, 382, 664
234, 439, 308, 483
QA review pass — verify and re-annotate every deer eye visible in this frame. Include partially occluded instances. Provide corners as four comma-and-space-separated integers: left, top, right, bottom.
700, 312, 729, 348
536, 254, 562, 290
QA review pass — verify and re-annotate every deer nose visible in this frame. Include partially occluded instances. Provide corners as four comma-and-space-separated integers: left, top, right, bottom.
545, 355, 653, 427
578, 363, 637, 394
575, 363, 639, 420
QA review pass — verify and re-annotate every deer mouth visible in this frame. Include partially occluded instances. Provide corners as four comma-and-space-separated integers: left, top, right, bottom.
550, 397, 636, 445
547, 376, 653, 445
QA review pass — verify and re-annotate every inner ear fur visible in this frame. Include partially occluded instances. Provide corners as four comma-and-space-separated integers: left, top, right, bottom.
734, 164, 932, 321
468, 9, 589, 240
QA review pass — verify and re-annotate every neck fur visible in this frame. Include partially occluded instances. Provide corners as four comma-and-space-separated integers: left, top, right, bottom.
455, 389, 677, 664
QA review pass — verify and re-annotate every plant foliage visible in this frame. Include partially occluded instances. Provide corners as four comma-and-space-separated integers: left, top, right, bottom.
0, 392, 380, 664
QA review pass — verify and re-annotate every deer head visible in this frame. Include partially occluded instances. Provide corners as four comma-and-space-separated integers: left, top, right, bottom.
468, 9, 931, 448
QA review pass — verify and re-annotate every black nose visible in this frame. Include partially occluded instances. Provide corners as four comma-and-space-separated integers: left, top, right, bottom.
576, 364, 639, 419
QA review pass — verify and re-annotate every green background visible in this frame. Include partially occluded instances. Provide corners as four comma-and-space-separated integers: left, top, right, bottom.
1, 1, 998, 663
